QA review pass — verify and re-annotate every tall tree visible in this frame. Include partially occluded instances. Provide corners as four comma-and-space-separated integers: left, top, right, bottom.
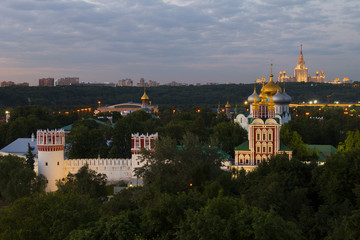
25, 143, 35, 170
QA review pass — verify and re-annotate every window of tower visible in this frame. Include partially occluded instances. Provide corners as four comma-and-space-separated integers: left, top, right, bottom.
257, 133, 260, 141
57, 162, 59, 166
45, 162, 48, 166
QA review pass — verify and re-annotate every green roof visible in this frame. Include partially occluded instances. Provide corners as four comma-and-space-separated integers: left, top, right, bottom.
280, 143, 292, 151
307, 144, 337, 162
307, 144, 337, 155
235, 141, 250, 151
61, 118, 115, 131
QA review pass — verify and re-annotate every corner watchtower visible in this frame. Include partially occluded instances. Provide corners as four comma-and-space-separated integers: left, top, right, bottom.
37, 129, 65, 192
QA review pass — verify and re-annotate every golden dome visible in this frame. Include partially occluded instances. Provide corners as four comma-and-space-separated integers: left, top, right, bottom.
141, 89, 149, 101
225, 100, 231, 108
262, 74, 282, 97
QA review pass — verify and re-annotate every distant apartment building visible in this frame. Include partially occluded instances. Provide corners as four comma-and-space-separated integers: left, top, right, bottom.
39, 78, 54, 87
56, 77, 79, 86
137, 78, 146, 87
148, 80, 160, 87
1, 81, 15, 87
136, 78, 160, 87
118, 78, 133, 87
79, 82, 116, 87
166, 81, 188, 86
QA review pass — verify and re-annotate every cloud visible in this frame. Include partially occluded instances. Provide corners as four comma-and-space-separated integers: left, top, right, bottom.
0, 0, 358, 84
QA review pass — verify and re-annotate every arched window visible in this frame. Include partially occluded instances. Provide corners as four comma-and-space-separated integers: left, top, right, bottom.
262, 129, 267, 141
256, 129, 261, 141
268, 129, 273, 141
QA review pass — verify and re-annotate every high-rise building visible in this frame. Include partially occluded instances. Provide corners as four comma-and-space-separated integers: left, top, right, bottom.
278, 45, 325, 83
0, 81, 15, 87
118, 78, 133, 87
39, 78, 54, 87
56, 77, 79, 86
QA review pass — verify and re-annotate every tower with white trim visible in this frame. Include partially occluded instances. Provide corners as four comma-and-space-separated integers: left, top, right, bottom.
37, 129, 65, 192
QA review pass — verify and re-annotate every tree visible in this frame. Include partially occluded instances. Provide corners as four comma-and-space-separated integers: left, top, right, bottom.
135, 132, 224, 194
176, 195, 304, 240
338, 130, 360, 152
56, 164, 108, 200
66, 121, 108, 158
25, 143, 35, 170
0, 155, 46, 203
211, 121, 247, 158
0, 192, 100, 240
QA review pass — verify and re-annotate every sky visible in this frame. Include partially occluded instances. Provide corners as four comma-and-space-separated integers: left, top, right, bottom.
0, 0, 359, 85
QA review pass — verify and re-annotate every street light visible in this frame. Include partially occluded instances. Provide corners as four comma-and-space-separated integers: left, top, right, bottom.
98, 101, 101, 108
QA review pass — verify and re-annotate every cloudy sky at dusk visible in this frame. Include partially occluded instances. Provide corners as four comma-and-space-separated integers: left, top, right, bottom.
0, 0, 359, 85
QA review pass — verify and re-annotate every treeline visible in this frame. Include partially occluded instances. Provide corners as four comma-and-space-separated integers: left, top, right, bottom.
1, 131, 360, 239
0, 82, 359, 107
2, 104, 360, 157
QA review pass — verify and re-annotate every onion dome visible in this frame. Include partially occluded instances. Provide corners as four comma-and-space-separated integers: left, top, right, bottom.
141, 88, 149, 101
247, 87, 259, 103
282, 89, 292, 103
225, 100, 231, 108
262, 74, 282, 97
272, 90, 287, 104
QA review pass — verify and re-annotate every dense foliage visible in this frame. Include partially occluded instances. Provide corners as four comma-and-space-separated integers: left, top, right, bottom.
1, 101, 360, 238
0, 82, 359, 107
2, 133, 360, 239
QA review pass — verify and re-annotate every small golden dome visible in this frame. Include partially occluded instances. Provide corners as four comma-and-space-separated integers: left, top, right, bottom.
225, 100, 231, 108
141, 89, 149, 101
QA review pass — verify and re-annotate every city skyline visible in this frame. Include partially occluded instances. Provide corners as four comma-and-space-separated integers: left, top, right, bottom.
0, 0, 359, 85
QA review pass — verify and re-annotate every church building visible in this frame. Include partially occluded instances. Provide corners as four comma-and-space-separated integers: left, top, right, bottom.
233, 70, 292, 171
